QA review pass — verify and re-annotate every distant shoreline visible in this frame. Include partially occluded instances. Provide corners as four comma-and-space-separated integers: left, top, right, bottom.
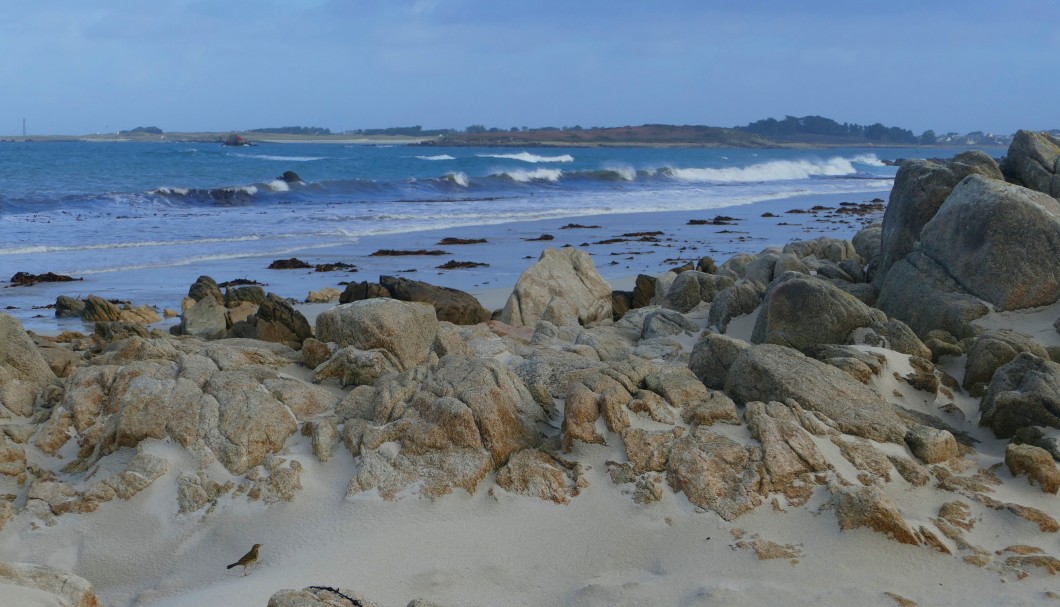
0, 134, 1006, 150
0, 129, 1010, 150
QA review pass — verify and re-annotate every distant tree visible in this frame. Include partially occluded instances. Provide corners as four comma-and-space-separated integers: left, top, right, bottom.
120, 126, 163, 135
510, 127, 520, 132
249, 126, 332, 135
919, 130, 937, 145
465, 124, 487, 133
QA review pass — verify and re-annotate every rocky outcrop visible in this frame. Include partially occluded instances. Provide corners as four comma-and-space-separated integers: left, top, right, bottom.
725, 344, 907, 442
980, 353, 1060, 438
688, 333, 750, 390
1001, 129, 1060, 197
963, 330, 1050, 393
745, 400, 829, 490
181, 297, 227, 340
706, 280, 762, 332
1005, 443, 1059, 494
268, 587, 380, 607
496, 449, 577, 504
876, 252, 989, 339
338, 280, 390, 304
751, 273, 884, 351
316, 299, 438, 371
345, 355, 544, 499
832, 484, 919, 545
188, 275, 224, 306
228, 293, 312, 348
875, 153, 1002, 286
665, 270, 734, 313
379, 276, 490, 325
500, 247, 612, 327
919, 175, 1060, 310
0, 562, 100, 607
0, 313, 58, 417
667, 428, 764, 521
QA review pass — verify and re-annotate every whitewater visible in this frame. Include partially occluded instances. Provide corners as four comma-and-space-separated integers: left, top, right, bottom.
0, 141, 986, 329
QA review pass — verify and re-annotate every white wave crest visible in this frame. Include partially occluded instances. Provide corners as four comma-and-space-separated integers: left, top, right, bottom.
604, 165, 636, 181
668, 157, 861, 183
443, 172, 470, 187
416, 154, 456, 161
151, 187, 190, 195
477, 152, 574, 163
493, 168, 563, 182
265, 180, 290, 192
848, 153, 885, 167
228, 153, 326, 162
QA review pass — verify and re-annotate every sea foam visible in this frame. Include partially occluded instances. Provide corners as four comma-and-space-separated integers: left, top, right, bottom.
477, 152, 574, 163
667, 156, 863, 182
492, 168, 563, 182
416, 154, 456, 161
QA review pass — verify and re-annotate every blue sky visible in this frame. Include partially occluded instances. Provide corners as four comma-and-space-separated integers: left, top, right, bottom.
1, 0, 1056, 135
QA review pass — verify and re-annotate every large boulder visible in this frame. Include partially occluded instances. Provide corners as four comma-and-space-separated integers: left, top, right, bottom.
665, 270, 733, 311
688, 333, 750, 390
706, 280, 762, 332
338, 280, 389, 304
919, 175, 1060, 311
980, 352, 1060, 438
0, 313, 57, 416
316, 299, 438, 371
1005, 443, 1059, 494
81, 295, 122, 322
725, 344, 907, 443
228, 293, 312, 348
876, 251, 989, 339
180, 297, 227, 340
187, 275, 224, 305
379, 275, 490, 325
751, 273, 885, 351
852, 224, 882, 268
963, 330, 1050, 392
1001, 130, 1060, 197
875, 153, 1003, 286
500, 247, 612, 327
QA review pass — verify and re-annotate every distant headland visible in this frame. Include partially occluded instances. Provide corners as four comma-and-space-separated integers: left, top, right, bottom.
3, 115, 1053, 148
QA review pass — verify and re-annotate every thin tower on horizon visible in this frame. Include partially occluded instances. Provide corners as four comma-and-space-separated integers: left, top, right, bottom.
22, 118, 26, 137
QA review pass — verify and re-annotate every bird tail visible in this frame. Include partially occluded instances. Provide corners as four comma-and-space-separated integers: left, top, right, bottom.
226, 563, 237, 569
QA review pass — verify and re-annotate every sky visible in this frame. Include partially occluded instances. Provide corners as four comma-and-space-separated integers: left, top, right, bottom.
0, 0, 1057, 136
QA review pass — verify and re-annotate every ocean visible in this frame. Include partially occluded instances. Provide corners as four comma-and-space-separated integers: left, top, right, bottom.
0, 141, 987, 330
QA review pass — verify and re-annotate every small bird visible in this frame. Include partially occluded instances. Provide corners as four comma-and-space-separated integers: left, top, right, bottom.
227, 544, 262, 575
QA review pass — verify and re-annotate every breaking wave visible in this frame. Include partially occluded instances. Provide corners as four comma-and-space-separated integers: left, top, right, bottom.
491, 168, 563, 182
227, 153, 326, 162
442, 172, 470, 187
477, 152, 574, 163
416, 154, 456, 161
664, 156, 865, 182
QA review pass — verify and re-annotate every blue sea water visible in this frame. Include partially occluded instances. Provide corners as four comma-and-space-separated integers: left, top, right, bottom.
0, 141, 993, 328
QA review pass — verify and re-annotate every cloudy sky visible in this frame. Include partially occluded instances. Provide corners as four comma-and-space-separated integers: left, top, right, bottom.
1, 0, 1056, 135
